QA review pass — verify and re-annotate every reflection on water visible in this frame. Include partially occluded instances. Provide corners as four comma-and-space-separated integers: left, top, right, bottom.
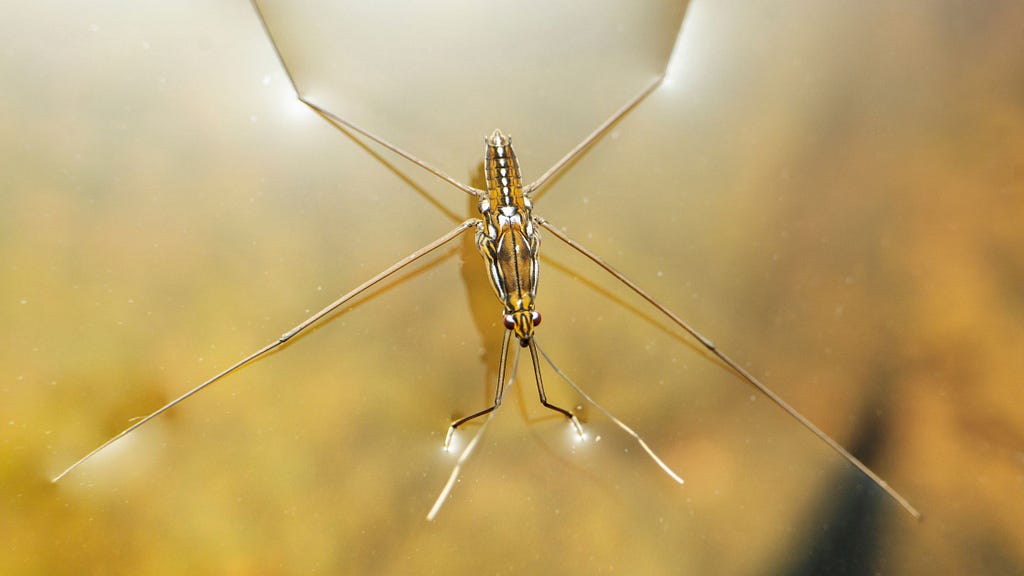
2, 0, 1022, 574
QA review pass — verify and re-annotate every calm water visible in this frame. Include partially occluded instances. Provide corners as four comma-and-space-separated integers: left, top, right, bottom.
2, 1, 1021, 574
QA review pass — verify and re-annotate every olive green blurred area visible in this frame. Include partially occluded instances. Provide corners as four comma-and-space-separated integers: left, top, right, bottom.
2, 0, 1022, 574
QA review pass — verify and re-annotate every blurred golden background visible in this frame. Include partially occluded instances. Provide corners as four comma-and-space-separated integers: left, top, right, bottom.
1, 1, 1021, 574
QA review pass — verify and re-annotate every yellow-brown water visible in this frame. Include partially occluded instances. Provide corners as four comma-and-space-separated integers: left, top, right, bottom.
2, 1, 1021, 574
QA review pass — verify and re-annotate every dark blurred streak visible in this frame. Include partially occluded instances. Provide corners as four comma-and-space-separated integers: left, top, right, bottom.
786, 360, 918, 575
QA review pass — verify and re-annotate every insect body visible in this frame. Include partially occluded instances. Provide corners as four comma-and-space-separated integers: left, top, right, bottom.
448, 130, 584, 449
478, 130, 540, 349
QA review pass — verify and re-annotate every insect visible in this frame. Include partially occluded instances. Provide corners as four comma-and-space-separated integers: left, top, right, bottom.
53, 0, 920, 521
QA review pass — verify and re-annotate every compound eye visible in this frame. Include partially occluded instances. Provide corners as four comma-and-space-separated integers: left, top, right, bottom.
531, 311, 542, 327
503, 314, 516, 330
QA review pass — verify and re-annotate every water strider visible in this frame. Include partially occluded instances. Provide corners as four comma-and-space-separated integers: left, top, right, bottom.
53, 0, 920, 521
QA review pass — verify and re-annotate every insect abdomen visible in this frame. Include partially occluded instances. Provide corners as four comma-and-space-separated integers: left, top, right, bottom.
484, 129, 525, 208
